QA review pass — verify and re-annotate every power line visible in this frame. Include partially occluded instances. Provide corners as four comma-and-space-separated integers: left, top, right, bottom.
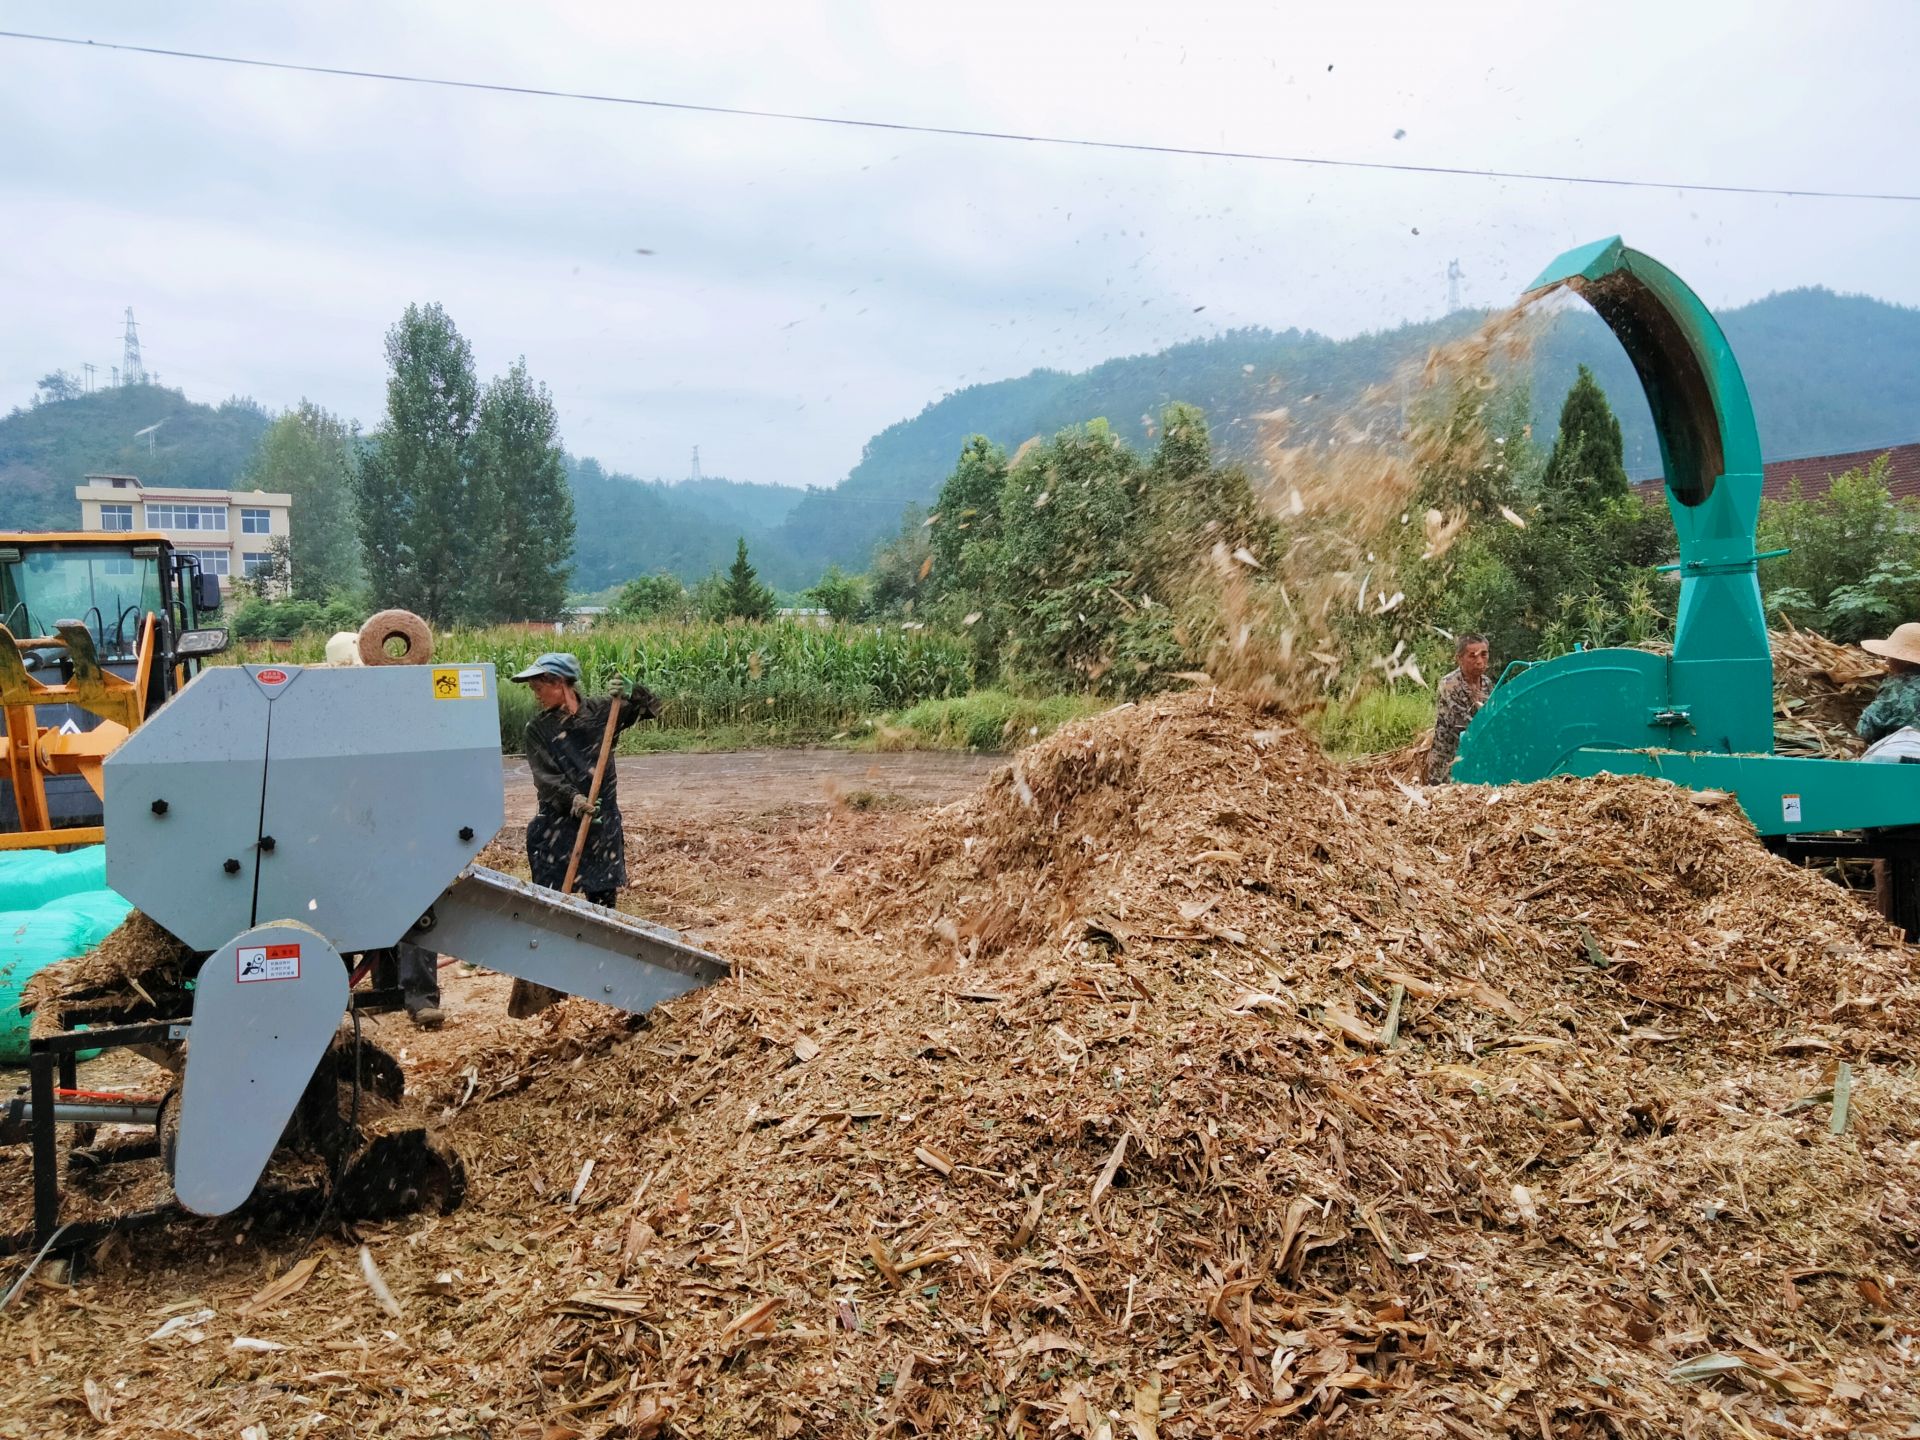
5, 28, 1917, 204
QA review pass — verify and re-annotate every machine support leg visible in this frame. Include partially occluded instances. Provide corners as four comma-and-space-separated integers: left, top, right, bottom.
29, 1052, 59, 1245
57, 1051, 77, 1090
1888, 857, 1920, 942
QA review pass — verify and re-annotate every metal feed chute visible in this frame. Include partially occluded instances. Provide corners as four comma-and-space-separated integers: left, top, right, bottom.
13, 658, 726, 1248
1455, 238, 1920, 847
106, 663, 505, 952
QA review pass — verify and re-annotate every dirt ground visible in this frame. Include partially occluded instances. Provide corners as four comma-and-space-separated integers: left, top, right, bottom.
501, 745, 1002, 827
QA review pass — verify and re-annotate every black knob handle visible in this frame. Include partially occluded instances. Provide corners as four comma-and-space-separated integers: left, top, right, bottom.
258, 835, 276, 853
458, 826, 475, 843
150, 799, 169, 816
223, 858, 241, 875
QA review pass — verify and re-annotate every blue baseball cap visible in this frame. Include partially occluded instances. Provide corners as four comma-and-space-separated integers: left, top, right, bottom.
509, 652, 582, 684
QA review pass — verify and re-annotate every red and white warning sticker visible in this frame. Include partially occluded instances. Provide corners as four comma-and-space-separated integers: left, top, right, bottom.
236, 942, 301, 982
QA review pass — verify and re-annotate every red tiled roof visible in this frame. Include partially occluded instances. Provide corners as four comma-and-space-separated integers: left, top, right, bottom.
1632, 442, 1920, 504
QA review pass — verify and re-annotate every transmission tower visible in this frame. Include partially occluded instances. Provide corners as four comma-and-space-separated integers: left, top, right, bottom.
689, 446, 702, 482
121, 307, 147, 386
81, 363, 96, 393
1446, 259, 1463, 313
111, 365, 120, 388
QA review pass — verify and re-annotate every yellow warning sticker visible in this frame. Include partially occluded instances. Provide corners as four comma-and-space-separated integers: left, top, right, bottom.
431, 666, 487, 700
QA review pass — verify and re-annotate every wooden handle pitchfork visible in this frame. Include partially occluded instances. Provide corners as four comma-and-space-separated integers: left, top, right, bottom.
509, 691, 625, 1019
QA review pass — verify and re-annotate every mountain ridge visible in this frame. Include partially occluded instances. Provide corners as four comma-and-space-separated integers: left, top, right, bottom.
4, 285, 1915, 591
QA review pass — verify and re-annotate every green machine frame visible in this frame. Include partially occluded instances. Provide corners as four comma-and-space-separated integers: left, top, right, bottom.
1453, 236, 1920, 838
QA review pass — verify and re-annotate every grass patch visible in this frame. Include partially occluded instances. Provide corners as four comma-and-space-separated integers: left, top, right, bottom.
618, 723, 843, 754
870, 690, 1108, 752
1304, 688, 1435, 758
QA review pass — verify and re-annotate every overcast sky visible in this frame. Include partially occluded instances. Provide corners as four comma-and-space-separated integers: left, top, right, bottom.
3, 2, 1916, 488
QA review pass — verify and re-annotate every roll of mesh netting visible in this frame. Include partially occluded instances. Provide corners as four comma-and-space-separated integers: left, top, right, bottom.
357, 609, 435, 666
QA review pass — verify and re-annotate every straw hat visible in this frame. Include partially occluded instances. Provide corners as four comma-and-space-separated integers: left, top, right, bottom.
1860, 622, 1920, 666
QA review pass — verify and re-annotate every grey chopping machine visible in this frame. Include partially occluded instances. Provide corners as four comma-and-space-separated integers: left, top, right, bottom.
6, 658, 727, 1252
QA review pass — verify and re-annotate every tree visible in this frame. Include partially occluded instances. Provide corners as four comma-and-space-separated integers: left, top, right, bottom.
690, 571, 732, 622
867, 514, 931, 618
990, 419, 1158, 690
356, 303, 484, 625
34, 371, 81, 405
1540, 364, 1628, 518
613, 572, 688, 621
1758, 455, 1920, 640
1396, 379, 1674, 668
474, 359, 573, 621
1139, 402, 1275, 595
245, 402, 362, 601
804, 565, 866, 622
927, 436, 1007, 600
235, 536, 294, 601
719, 538, 774, 621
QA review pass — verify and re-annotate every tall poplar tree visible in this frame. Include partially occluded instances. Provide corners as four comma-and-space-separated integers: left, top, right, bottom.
356, 304, 483, 624
474, 359, 573, 620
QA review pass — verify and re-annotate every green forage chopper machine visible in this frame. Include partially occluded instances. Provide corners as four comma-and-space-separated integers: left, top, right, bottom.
1453, 237, 1920, 906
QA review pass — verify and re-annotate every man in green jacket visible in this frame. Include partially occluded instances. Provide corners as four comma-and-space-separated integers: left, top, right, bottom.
505, 652, 662, 1019
510, 651, 661, 906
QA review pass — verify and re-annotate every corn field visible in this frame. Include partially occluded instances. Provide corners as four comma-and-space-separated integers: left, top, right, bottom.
231, 621, 976, 748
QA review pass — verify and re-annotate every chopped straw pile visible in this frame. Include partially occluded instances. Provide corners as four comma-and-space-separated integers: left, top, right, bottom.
1774, 622, 1884, 758
10, 690, 1920, 1439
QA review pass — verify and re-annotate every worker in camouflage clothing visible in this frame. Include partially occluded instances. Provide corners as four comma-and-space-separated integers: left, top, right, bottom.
511, 652, 662, 905
1857, 623, 1920, 743
1426, 633, 1493, 785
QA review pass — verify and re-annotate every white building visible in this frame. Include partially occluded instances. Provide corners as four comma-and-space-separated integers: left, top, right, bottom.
74, 474, 292, 592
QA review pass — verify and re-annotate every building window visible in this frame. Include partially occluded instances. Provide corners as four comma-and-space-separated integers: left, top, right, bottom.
99, 503, 134, 532
241, 507, 272, 535
102, 558, 136, 577
183, 549, 230, 577
145, 503, 228, 532
242, 551, 275, 578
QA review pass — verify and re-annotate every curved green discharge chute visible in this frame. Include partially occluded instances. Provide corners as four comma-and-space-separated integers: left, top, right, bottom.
1454, 238, 1775, 783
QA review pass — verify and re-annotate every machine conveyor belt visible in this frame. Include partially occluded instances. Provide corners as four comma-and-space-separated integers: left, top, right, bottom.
404, 864, 730, 1014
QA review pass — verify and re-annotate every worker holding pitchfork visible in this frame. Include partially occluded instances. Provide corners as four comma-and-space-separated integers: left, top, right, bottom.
507, 652, 663, 1015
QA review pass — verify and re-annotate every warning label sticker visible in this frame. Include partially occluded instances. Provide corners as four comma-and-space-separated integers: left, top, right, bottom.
431, 666, 487, 700
236, 943, 301, 983
1782, 793, 1803, 823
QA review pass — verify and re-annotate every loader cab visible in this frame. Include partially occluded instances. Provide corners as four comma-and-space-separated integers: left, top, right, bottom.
0, 533, 228, 842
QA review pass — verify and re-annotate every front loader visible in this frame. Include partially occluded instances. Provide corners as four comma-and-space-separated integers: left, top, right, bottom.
0, 530, 227, 849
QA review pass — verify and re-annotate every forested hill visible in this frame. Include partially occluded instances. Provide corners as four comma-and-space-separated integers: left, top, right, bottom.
565, 458, 807, 593
0, 383, 273, 530
0, 386, 810, 591
774, 286, 1920, 570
